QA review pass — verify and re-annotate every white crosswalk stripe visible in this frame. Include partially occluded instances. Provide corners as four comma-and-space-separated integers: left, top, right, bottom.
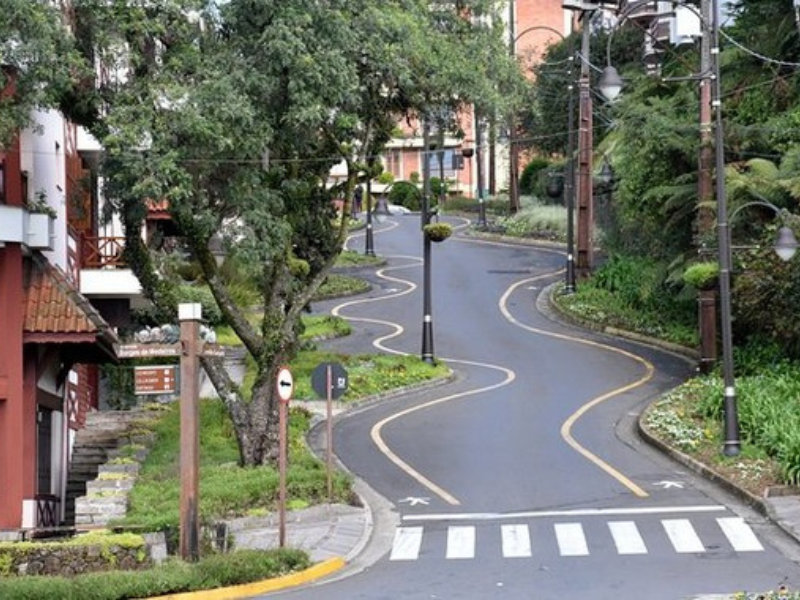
446, 526, 475, 559
608, 520, 648, 555
390, 526, 423, 561
388, 516, 765, 562
663, 519, 706, 553
501, 524, 532, 558
717, 517, 764, 552
554, 522, 589, 556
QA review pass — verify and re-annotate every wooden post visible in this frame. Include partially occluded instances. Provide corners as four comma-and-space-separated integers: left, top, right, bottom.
179, 303, 201, 561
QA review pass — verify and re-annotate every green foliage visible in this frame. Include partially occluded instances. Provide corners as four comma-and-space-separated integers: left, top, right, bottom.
313, 274, 370, 300
119, 399, 351, 531
519, 158, 550, 197
496, 204, 567, 241
0, 1, 83, 146
290, 351, 449, 401
174, 285, 224, 327
690, 358, 800, 486
0, 549, 309, 600
423, 222, 453, 242
731, 233, 800, 359
335, 250, 384, 268
389, 181, 422, 211
376, 171, 394, 185
683, 262, 719, 290
555, 254, 697, 347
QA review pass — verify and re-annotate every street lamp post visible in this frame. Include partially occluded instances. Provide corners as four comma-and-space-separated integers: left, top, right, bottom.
707, 0, 740, 456
474, 112, 487, 228
364, 162, 375, 257
598, 0, 800, 456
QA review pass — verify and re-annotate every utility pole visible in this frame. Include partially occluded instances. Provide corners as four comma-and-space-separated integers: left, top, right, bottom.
508, 0, 520, 214
697, 0, 717, 373
576, 10, 594, 277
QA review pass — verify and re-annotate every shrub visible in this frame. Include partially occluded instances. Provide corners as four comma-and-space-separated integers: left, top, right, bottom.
175, 285, 224, 327
519, 157, 551, 197
388, 181, 421, 211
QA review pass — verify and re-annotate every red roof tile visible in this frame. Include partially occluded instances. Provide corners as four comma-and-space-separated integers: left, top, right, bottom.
23, 254, 118, 347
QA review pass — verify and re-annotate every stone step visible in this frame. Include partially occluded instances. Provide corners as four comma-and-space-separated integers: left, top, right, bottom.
86, 477, 135, 494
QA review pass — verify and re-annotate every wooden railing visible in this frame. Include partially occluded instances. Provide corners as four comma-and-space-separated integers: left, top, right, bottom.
81, 235, 127, 269
35, 494, 60, 528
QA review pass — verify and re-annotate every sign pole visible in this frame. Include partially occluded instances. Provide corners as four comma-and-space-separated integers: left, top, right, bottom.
279, 395, 287, 547
326, 364, 333, 502
276, 367, 294, 548
178, 303, 202, 561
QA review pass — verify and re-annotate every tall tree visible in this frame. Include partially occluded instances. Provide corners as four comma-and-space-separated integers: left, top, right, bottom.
0, 0, 80, 147
67, 0, 520, 466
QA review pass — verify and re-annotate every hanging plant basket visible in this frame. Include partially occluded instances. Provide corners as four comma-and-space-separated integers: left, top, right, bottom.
424, 222, 453, 243
684, 261, 719, 291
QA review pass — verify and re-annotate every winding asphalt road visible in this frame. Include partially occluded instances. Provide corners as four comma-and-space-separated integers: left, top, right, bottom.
267, 214, 800, 599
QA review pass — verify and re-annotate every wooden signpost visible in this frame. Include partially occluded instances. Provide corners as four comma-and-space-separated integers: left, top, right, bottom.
114, 304, 225, 561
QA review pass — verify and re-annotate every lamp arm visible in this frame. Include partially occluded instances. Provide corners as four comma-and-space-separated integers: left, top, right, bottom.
727, 199, 784, 223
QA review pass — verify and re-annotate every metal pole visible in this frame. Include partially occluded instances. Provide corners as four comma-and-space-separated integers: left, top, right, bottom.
365, 161, 375, 256
475, 110, 487, 228
278, 393, 288, 545
179, 303, 201, 561
508, 0, 520, 214
421, 118, 434, 363
710, 0, 740, 456
576, 11, 594, 277
326, 365, 333, 501
565, 51, 577, 293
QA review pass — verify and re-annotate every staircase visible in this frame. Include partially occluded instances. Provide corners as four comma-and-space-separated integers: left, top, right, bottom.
64, 411, 148, 526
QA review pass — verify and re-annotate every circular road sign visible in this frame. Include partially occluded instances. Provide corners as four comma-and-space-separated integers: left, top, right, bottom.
311, 362, 349, 400
276, 366, 294, 403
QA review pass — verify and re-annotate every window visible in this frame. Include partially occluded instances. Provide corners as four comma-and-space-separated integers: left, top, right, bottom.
425, 149, 461, 179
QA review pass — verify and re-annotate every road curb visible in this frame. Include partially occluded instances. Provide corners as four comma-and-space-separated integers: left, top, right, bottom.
147, 557, 346, 600
541, 283, 800, 549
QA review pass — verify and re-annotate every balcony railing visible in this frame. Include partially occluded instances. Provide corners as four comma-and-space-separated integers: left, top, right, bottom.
80, 234, 126, 269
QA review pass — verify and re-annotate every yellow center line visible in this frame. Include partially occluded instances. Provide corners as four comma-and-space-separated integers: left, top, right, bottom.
499, 272, 652, 499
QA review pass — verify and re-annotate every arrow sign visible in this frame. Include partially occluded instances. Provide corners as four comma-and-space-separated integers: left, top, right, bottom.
399, 497, 430, 507
654, 480, 684, 490
276, 367, 294, 403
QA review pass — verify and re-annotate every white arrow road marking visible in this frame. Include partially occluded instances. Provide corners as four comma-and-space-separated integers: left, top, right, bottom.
654, 481, 685, 489
399, 497, 430, 506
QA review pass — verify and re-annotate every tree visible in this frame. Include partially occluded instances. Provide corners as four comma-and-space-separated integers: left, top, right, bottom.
67, 0, 520, 466
0, 1, 80, 147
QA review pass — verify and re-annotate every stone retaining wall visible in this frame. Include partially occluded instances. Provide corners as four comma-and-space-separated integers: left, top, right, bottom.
0, 532, 166, 577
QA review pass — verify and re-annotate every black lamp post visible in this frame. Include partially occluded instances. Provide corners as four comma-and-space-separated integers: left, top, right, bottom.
421, 120, 435, 363
474, 115, 488, 229
364, 180, 375, 257
598, 0, 800, 457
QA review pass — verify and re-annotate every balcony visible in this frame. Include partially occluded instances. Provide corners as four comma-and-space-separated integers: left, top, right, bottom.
72, 230, 141, 299
0, 205, 56, 250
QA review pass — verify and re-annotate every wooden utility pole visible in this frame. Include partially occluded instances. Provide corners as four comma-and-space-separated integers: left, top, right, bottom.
697, 0, 717, 373
576, 11, 594, 277
179, 303, 201, 561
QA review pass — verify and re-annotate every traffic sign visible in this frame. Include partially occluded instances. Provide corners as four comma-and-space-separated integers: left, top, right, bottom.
134, 365, 178, 395
311, 362, 349, 400
276, 367, 294, 402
